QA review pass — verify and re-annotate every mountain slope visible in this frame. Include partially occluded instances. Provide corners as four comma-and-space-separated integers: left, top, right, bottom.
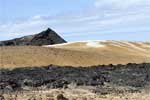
0, 40, 150, 68
0, 28, 67, 46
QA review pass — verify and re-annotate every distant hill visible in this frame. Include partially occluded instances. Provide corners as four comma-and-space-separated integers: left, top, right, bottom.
0, 28, 67, 46
0, 40, 150, 68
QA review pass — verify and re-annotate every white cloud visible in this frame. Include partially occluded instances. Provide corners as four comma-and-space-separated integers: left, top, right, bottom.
94, 0, 150, 9
0, 16, 50, 40
0, 0, 150, 41
0, 14, 101, 39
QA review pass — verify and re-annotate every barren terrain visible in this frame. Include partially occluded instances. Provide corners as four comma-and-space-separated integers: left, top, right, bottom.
0, 63, 150, 100
1, 89, 150, 100
0, 40, 150, 68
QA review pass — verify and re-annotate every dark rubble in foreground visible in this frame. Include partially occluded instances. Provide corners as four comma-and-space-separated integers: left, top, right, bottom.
0, 63, 150, 94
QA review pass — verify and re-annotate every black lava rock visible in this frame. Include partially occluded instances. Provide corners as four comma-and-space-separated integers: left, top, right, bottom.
0, 28, 67, 46
0, 63, 150, 94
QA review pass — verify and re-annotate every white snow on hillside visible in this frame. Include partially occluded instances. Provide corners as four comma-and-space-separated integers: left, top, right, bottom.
43, 40, 150, 51
86, 41, 105, 48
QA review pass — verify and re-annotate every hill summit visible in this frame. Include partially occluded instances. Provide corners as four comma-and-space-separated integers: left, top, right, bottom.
0, 28, 67, 46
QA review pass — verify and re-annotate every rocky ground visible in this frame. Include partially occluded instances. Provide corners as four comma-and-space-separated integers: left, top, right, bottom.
1, 89, 150, 100
0, 63, 150, 100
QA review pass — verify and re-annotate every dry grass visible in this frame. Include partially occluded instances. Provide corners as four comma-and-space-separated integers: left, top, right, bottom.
1, 89, 150, 100
0, 40, 150, 68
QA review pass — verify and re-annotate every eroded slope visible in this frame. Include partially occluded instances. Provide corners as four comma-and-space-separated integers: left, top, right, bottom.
0, 40, 150, 68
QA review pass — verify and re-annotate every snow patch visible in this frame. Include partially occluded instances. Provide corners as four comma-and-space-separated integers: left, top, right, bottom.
43, 40, 107, 48
43, 42, 73, 47
43, 40, 150, 50
86, 41, 105, 48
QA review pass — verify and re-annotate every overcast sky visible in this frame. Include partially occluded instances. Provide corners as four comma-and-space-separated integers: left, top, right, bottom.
0, 0, 150, 41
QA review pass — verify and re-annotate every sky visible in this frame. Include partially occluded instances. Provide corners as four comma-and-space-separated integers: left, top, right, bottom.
0, 0, 150, 42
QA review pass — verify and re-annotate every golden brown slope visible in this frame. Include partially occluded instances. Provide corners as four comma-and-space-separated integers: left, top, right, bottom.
0, 40, 150, 68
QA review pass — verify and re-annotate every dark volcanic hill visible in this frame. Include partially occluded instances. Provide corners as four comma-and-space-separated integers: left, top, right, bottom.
0, 28, 67, 46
